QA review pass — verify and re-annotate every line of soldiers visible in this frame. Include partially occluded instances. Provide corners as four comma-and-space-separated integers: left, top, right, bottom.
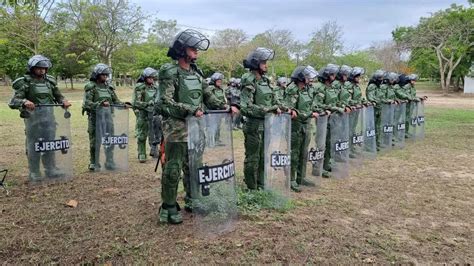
8, 29, 424, 225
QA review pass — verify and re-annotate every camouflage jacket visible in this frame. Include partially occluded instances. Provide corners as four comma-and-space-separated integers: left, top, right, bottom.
240, 71, 286, 119
82, 81, 121, 114
156, 63, 224, 142
9, 74, 64, 110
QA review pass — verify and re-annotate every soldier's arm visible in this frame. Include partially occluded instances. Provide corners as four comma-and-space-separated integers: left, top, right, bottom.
240, 85, 269, 118
395, 86, 409, 100
366, 84, 377, 103
109, 85, 123, 104
204, 86, 226, 110
47, 76, 65, 104
132, 86, 147, 110
159, 78, 198, 118
83, 88, 100, 111
8, 78, 28, 109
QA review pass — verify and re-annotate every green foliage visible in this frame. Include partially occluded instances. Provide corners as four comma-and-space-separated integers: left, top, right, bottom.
335, 51, 382, 77
237, 187, 293, 214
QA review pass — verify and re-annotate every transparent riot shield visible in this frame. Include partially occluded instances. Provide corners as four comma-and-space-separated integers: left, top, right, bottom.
187, 111, 237, 235
329, 112, 350, 179
393, 102, 406, 149
309, 115, 328, 178
264, 113, 291, 204
301, 115, 326, 187
416, 100, 425, 140
95, 105, 129, 172
24, 105, 73, 184
407, 101, 418, 140
364, 105, 377, 159
349, 107, 365, 167
379, 103, 394, 151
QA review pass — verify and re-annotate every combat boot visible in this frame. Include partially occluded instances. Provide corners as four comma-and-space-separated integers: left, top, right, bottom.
158, 205, 182, 224
45, 168, 65, 178
149, 144, 157, 158
322, 170, 332, 178
138, 154, 146, 163
105, 161, 116, 170
290, 181, 301, 192
299, 178, 316, 187
28, 172, 42, 182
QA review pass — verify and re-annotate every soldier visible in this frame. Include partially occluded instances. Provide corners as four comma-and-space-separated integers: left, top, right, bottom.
205, 72, 228, 145
82, 63, 125, 171
348, 67, 368, 107
274, 77, 288, 103
227, 78, 243, 129
401, 74, 422, 138
320, 64, 350, 178
334, 65, 353, 109
347, 67, 368, 157
380, 72, 399, 104
132, 67, 160, 163
240, 47, 288, 190
9, 55, 72, 180
155, 29, 238, 224
284, 66, 319, 192
366, 70, 386, 150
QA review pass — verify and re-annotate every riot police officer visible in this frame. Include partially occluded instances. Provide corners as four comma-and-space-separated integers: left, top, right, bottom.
132, 67, 161, 163
366, 70, 386, 149
82, 63, 125, 171
240, 47, 288, 190
156, 29, 237, 224
9, 55, 71, 181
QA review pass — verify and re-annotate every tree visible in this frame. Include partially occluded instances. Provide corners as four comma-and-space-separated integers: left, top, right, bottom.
393, 4, 474, 92
148, 19, 180, 47
56, 0, 146, 67
306, 21, 344, 67
335, 51, 382, 77
201, 28, 250, 78
250, 29, 297, 77
0, 0, 55, 54
368, 41, 407, 73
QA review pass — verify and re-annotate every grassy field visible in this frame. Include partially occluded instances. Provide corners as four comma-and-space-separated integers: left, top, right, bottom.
0, 85, 473, 264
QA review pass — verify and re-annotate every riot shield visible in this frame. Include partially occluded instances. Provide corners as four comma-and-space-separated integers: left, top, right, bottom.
393, 102, 406, 149
329, 112, 350, 179
349, 107, 365, 167
407, 101, 418, 140
187, 112, 237, 234
300, 116, 325, 187
379, 103, 394, 151
24, 105, 73, 184
307, 115, 328, 178
264, 113, 291, 204
95, 105, 129, 172
364, 105, 377, 159
416, 100, 425, 140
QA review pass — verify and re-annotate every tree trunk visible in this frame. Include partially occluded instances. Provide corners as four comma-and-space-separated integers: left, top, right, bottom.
70, 77, 74, 90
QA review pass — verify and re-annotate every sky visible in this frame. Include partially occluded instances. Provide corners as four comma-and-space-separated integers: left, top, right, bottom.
133, 0, 468, 51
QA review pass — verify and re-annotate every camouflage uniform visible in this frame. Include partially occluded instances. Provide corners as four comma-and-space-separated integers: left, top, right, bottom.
9, 55, 67, 181
366, 70, 386, 149
82, 64, 122, 171
132, 67, 161, 162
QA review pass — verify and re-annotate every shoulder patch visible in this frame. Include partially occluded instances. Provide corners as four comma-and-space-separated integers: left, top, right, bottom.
159, 63, 178, 80
84, 82, 95, 92
241, 72, 255, 86
12, 77, 27, 91
45, 74, 57, 85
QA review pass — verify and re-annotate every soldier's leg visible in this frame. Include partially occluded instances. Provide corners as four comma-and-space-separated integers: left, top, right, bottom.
375, 108, 381, 149
405, 102, 412, 138
42, 122, 63, 177
25, 121, 41, 180
323, 123, 332, 177
136, 113, 148, 162
104, 113, 116, 169
160, 141, 186, 224
298, 126, 315, 186
349, 111, 358, 157
87, 115, 98, 170
256, 127, 265, 189
243, 120, 261, 190
290, 124, 302, 192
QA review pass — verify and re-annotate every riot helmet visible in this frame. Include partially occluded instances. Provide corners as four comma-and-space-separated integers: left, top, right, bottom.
27, 55, 52, 72
90, 63, 112, 81
348, 67, 365, 82
291, 65, 318, 83
243, 47, 275, 71
167, 29, 210, 60
336, 65, 352, 81
210, 72, 224, 85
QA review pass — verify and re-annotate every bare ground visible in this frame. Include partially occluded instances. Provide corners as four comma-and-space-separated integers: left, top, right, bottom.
0, 88, 473, 264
